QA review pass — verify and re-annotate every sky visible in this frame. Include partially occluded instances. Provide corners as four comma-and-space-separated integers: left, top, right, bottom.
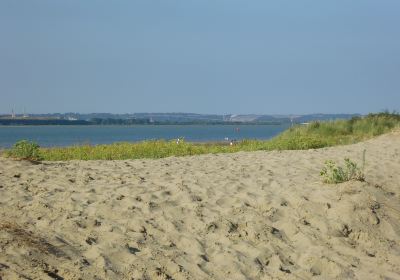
0, 0, 399, 115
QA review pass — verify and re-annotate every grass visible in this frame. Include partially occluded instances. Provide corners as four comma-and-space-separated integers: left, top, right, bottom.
4, 112, 400, 161
278, 111, 400, 147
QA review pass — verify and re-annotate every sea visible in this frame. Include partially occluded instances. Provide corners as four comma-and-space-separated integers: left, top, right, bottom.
0, 124, 290, 148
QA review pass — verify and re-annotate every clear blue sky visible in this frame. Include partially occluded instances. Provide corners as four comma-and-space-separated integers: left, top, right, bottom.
1, 0, 399, 115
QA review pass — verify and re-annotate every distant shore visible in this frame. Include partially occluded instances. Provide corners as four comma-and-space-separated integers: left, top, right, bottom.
0, 118, 285, 126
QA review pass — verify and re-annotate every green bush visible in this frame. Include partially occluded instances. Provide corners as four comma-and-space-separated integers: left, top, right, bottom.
7, 140, 43, 161
320, 156, 365, 184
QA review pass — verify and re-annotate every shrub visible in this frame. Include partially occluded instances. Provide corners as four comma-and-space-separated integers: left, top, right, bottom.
7, 140, 43, 161
320, 156, 365, 184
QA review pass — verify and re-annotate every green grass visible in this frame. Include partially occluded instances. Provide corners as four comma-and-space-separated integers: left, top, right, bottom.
278, 111, 400, 146
4, 112, 400, 161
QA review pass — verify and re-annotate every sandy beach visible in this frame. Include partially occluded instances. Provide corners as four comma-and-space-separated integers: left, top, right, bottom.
0, 131, 399, 280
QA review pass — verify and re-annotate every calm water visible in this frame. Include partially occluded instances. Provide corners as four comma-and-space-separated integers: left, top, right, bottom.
0, 124, 290, 148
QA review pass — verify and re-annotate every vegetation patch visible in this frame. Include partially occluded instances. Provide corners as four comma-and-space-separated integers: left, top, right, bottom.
7, 140, 43, 161
320, 155, 365, 184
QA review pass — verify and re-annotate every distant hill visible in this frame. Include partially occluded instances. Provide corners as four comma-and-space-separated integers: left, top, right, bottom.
0, 113, 360, 125
223, 113, 360, 123
292, 114, 361, 123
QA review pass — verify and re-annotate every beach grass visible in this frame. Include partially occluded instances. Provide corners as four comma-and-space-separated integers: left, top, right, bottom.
5, 112, 400, 161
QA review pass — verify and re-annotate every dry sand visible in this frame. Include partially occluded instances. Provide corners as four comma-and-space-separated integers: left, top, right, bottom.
1, 131, 400, 280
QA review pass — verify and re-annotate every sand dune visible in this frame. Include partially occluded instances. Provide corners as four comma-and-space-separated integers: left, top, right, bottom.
1, 131, 400, 279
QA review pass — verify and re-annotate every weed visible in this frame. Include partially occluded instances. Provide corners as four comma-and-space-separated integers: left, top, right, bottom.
320, 156, 365, 184
7, 140, 43, 161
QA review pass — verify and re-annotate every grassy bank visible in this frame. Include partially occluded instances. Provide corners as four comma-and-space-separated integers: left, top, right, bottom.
5, 113, 400, 161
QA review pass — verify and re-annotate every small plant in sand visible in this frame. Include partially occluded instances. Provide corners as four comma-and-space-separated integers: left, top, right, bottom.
7, 140, 43, 161
320, 151, 365, 184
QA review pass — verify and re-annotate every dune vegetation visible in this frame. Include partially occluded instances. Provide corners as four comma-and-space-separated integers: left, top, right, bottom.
5, 112, 400, 161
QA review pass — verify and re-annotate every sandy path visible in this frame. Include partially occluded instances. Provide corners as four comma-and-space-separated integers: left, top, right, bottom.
1, 131, 399, 279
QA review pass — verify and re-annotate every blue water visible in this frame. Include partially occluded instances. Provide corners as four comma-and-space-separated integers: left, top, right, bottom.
0, 124, 290, 148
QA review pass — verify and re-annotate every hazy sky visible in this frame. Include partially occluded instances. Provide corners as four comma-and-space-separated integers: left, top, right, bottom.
1, 1, 399, 115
